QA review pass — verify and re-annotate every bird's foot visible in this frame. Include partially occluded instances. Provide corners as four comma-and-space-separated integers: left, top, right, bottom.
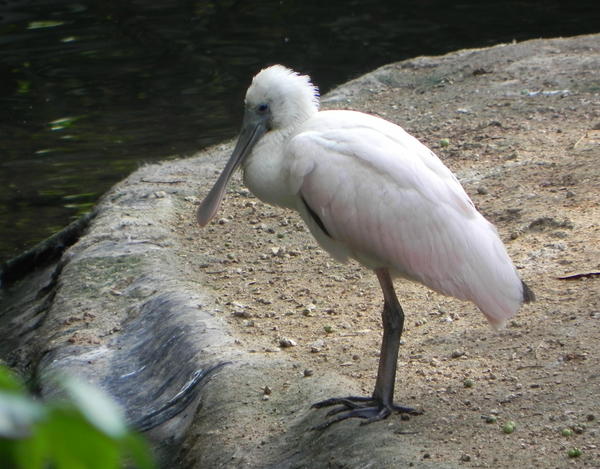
311, 396, 422, 430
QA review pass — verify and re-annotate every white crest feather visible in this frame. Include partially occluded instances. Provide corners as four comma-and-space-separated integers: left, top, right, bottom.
245, 65, 319, 129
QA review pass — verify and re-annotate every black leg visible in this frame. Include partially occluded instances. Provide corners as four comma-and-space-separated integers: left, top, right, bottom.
311, 268, 421, 430
372, 267, 404, 408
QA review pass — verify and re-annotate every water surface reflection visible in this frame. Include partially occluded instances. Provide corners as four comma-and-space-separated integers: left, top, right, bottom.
1, 0, 598, 262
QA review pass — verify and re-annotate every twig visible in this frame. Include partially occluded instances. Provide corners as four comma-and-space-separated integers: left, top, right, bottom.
572, 133, 587, 149
140, 178, 186, 184
557, 272, 600, 281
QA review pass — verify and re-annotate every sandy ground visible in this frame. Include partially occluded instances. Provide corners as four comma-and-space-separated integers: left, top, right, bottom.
168, 37, 600, 467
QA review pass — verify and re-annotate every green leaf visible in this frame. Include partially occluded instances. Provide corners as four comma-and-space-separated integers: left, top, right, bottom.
0, 365, 25, 392
0, 438, 16, 467
42, 408, 120, 469
0, 368, 154, 468
59, 376, 127, 438
13, 424, 50, 469
0, 393, 45, 438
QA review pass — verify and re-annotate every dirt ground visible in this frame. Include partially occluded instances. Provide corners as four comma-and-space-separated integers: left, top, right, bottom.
175, 36, 599, 467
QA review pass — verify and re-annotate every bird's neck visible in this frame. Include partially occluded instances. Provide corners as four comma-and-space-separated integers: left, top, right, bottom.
242, 127, 297, 209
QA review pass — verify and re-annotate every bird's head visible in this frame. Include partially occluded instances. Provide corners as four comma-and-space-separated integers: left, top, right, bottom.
244, 65, 319, 131
196, 65, 319, 226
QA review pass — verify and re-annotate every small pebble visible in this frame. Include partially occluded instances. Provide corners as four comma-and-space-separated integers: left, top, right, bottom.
572, 425, 585, 434
310, 339, 325, 353
303, 369, 314, 377
257, 297, 272, 305
279, 337, 297, 348
232, 311, 252, 318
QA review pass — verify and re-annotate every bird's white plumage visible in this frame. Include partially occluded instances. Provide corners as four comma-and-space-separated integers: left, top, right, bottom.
196, 65, 533, 426
246, 65, 319, 130
239, 66, 527, 328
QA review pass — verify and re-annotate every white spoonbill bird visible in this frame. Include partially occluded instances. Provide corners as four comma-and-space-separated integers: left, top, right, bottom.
197, 65, 534, 428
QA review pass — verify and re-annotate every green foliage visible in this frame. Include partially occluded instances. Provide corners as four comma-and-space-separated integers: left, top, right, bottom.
561, 427, 574, 437
502, 420, 517, 434
0, 365, 155, 469
567, 447, 582, 458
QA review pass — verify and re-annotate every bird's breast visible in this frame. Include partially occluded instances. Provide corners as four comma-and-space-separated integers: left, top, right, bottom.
242, 134, 297, 209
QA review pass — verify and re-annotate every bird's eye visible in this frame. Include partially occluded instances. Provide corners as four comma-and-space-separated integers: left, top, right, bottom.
257, 103, 269, 113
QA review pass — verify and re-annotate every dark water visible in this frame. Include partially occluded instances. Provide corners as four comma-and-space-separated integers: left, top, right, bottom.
1, 0, 599, 263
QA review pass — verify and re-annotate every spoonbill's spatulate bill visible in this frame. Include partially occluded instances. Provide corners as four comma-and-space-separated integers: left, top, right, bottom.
197, 65, 534, 429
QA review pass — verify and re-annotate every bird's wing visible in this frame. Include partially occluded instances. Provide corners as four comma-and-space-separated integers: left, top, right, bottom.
286, 112, 523, 327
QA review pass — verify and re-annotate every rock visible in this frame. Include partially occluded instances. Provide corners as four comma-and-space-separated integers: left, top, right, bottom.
279, 337, 297, 348
528, 216, 574, 232
310, 339, 325, 353
232, 310, 252, 318
270, 246, 286, 257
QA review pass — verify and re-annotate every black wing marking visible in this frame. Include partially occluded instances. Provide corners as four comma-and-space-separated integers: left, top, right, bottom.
301, 195, 331, 238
